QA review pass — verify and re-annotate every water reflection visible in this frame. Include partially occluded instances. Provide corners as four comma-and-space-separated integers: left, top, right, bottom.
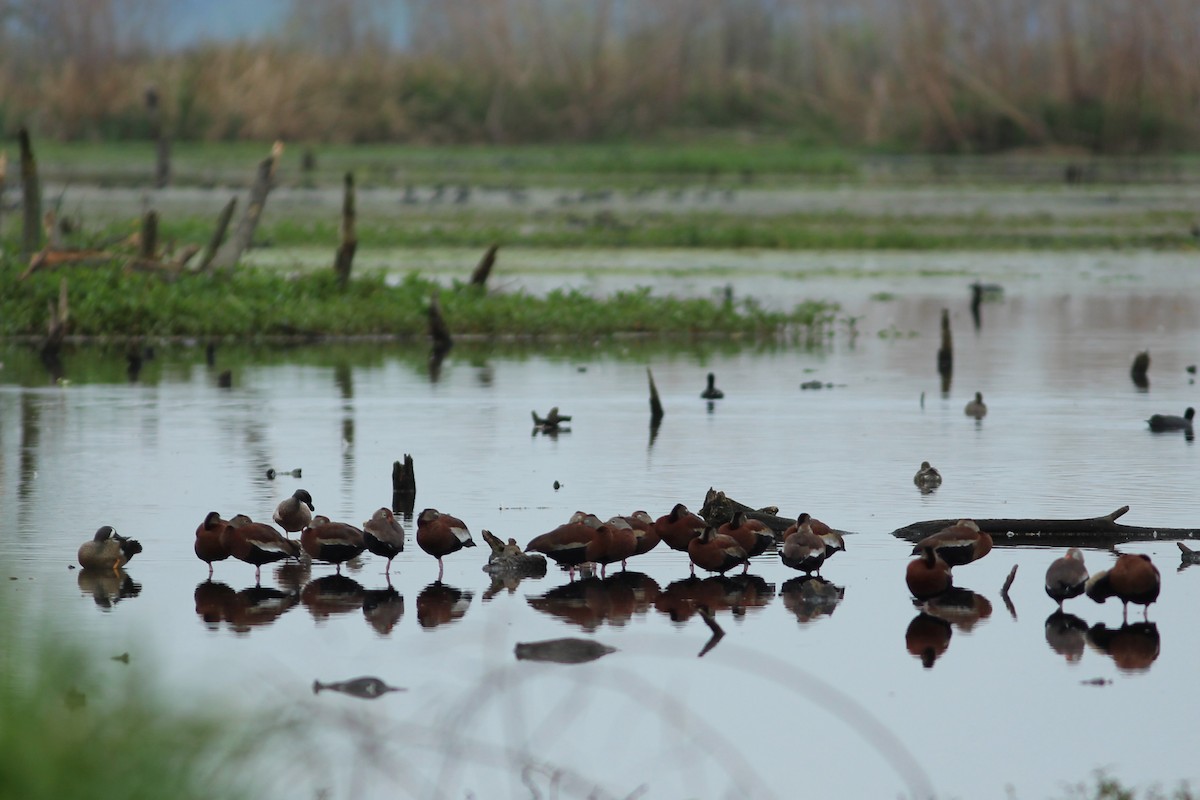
77, 569, 141, 610
526, 572, 660, 631
906, 612, 952, 668
920, 587, 993, 632
191, 583, 301, 634
362, 587, 405, 635
301, 575, 366, 621
416, 582, 473, 629
654, 574, 774, 623
1086, 622, 1161, 673
1044, 611, 1088, 662
780, 576, 844, 624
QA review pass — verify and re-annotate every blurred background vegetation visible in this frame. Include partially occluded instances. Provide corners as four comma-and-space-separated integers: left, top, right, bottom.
1, 0, 1197, 153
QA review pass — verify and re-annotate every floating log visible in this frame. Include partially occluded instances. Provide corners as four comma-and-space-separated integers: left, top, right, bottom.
333, 172, 356, 289
470, 243, 499, 287
481, 529, 547, 578
391, 454, 416, 515
18, 127, 42, 259
1178, 542, 1200, 566
210, 142, 282, 272
892, 506, 1200, 547
699, 487, 791, 533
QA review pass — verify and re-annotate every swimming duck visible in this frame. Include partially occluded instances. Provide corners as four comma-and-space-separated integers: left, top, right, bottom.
301, 517, 366, 574
223, 514, 302, 583
779, 518, 826, 575
194, 511, 232, 577
1045, 548, 1089, 611
1146, 407, 1194, 432
78, 526, 142, 574
1086, 553, 1161, 622
273, 489, 315, 536
687, 527, 748, 575
416, 509, 476, 580
911, 520, 992, 568
906, 546, 953, 600
913, 461, 942, 492
964, 392, 987, 418
700, 372, 724, 400
362, 507, 405, 574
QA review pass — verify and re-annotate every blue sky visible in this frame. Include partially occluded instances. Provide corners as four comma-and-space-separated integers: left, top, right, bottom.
160, 0, 408, 48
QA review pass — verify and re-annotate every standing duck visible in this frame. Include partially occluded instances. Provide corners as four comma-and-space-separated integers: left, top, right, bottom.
416, 508, 476, 580
687, 527, 748, 575
911, 520, 992, 568
1086, 553, 1161, 622
526, 517, 598, 578
718, 510, 775, 571
78, 526, 142, 574
273, 489, 315, 537
362, 507, 405, 575
590, 515, 636, 576
779, 517, 827, 575
620, 511, 661, 559
790, 513, 846, 561
1045, 548, 1089, 611
194, 511, 232, 577
964, 392, 988, 419
654, 503, 708, 573
301, 516, 366, 575
1146, 407, 1194, 432
913, 462, 942, 492
223, 514, 301, 583
906, 546, 953, 600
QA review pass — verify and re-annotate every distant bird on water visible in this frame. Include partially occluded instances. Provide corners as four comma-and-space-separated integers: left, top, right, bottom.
700, 372, 724, 400
964, 392, 987, 419
913, 461, 942, 492
1044, 548, 1089, 611
1146, 407, 1194, 432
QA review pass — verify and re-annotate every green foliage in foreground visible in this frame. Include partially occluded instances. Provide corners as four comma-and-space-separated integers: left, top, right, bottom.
0, 259, 837, 340
0, 633, 254, 800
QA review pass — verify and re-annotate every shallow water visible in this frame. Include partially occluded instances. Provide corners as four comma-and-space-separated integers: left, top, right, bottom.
1, 250, 1198, 799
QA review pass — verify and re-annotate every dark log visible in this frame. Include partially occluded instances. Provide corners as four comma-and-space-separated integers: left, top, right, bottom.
696, 605, 725, 658
391, 454, 416, 516
197, 197, 237, 274
210, 142, 282, 271
647, 367, 664, 424
470, 243, 499, 287
699, 487, 791, 533
333, 172, 356, 289
1178, 542, 1200, 566
481, 530, 547, 578
937, 308, 952, 377
892, 506, 1200, 547
428, 290, 453, 354
19, 127, 42, 259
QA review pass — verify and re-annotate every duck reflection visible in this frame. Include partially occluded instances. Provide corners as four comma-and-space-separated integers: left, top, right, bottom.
1086, 622, 1161, 673
920, 587, 992, 632
226, 585, 300, 633
362, 587, 405, 635
1044, 611, 1088, 662
527, 572, 661, 632
780, 576, 844, 624
273, 560, 312, 594
78, 569, 141, 610
301, 575, 366, 621
654, 574, 774, 624
906, 612, 952, 668
194, 580, 238, 628
416, 582, 473, 629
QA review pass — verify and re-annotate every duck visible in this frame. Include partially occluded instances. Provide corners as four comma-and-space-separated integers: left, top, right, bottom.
590, 514, 637, 574
223, 514, 302, 583
718, 510, 775, 571
788, 513, 846, 560
621, 511, 661, 559
700, 372, 724, 400
301, 516, 366, 574
362, 507, 405, 574
911, 520, 992, 568
194, 511, 232, 577
1085, 553, 1161, 622
526, 516, 603, 577
779, 518, 827, 575
1044, 548, 1089, 611
913, 461, 942, 492
906, 546, 953, 600
273, 489, 315, 536
654, 503, 708, 573
78, 526, 142, 574
964, 392, 987, 418
687, 527, 748, 575
416, 508, 476, 580
1146, 407, 1194, 432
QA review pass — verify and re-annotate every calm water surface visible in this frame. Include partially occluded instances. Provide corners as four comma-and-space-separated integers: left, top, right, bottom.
1, 251, 1198, 799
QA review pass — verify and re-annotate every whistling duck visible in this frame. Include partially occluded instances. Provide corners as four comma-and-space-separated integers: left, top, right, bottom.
526, 518, 598, 577
194, 511, 232, 577
591, 516, 637, 577
1044, 548, 1089, 610
655, 503, 708, 573
911, 520, 992, 568
779, 518, 827, 575
1086, 622, 1160, 672
416, 581, 474, 629
362, 507, 405, 574
622, 511, 661, 558
687, 527, 748, 575
78, 526, 142, 574
1085, 553, 1161, 621
964, 392, 987, 419
700, 372, 724, 400
718, 510, 775, 572
913, 461, 942, 492
1146, 407, 1194, 432
274, 489, 315, 535
906, 546, 953, 600
301, 516, 366, 575
223, 514, 301, 583
416, 508, 476, 580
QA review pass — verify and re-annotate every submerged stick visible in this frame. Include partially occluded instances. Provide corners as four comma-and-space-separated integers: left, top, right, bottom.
333, 172, 356, 289
1000, 564, 1018, 619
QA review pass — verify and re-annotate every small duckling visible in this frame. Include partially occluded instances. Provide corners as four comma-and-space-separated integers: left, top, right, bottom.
78, 526, 142, 574
913, 461, 942, 492
964, 392, 987, 419
700, 372, 724, 400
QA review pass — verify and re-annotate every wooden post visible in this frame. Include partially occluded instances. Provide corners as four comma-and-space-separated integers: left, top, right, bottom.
18, 127, 42, 259
139, 211, 158, 261
470, 243, 499, 287
1130, 351, 1150, 389
210, 142, 282, 272
197, 197, 237, 274
40, 278, 69, 381
391, 455, 416, 516
0, 150, 7, 239
145, 86, 170, 189
333, 172, 356, 289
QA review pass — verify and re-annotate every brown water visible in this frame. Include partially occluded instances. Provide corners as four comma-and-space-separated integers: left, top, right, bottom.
1, 250, 1198, 799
